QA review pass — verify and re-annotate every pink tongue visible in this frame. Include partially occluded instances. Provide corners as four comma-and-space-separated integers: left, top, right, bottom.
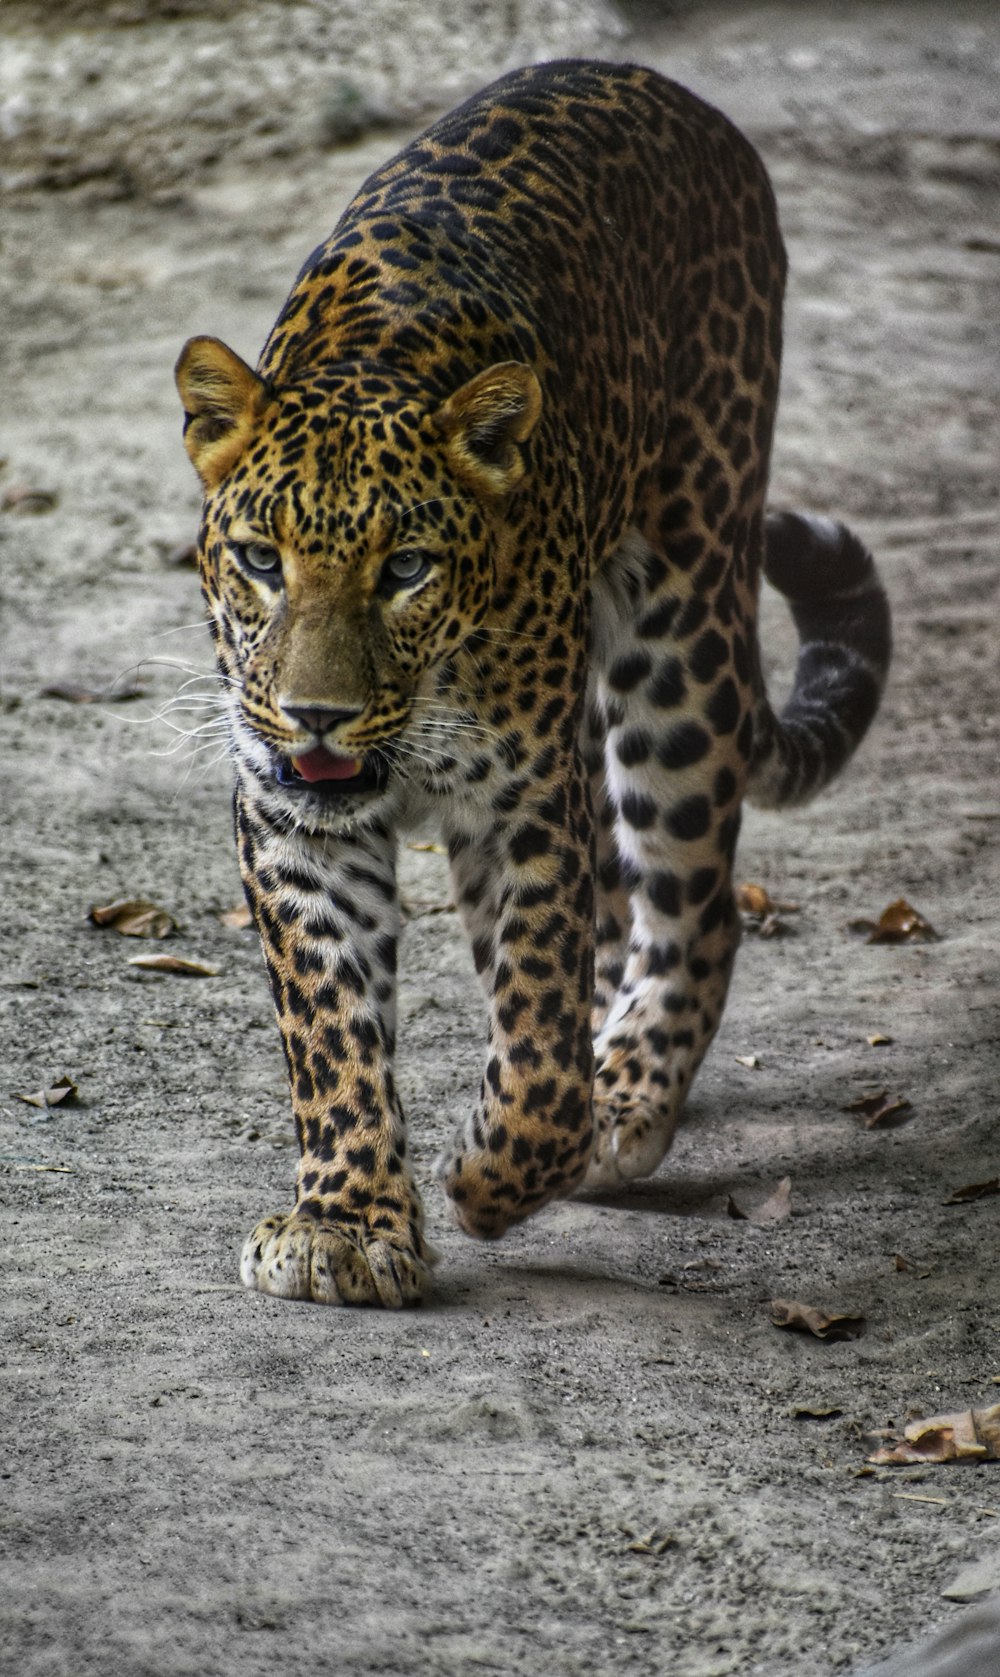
292, 746, 363, 784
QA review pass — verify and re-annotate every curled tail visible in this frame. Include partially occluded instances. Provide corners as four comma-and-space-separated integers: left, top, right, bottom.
748, 510, 891, 809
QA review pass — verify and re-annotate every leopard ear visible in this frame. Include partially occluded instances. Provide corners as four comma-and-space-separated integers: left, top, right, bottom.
174, 336, 270, 490
435, 362, 542, 497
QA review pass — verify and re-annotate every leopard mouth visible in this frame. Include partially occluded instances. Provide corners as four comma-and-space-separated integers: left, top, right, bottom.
273, 745, 389, 798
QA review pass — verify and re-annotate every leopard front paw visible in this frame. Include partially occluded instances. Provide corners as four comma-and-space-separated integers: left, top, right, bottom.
240, 1210, 433, 1308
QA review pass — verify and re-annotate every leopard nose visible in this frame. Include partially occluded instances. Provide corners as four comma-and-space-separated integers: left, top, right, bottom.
281, 702, 362, 737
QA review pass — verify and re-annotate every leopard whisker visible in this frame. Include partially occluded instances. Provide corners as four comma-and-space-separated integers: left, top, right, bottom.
165, 743, 233, 801
135, 656, 243, 691
408, 703, 507, 750
149, 621, 211, 640
149, 722, 232, 759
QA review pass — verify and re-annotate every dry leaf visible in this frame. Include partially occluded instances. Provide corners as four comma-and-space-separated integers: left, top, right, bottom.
89, 898, 178, 939
40, 679, 146, 704
754, 1176, 793, 1222
843, 1090, 913, 1129
2, 485, 58, 514
850, 898, 939, 943
844, 1088, 888, 1115
864, 1098, 912, 1129
867, 1402, 1000, 1465
866, 1033, 893, 1047
791, 1403, 844, 1420
13, 1075, 79, 1111
770, 1298, 865, 1341
894, 1253, 934, 1277
625, 1530, 676, 1556
736, 881, 800, 938
734, 1053, 760, 1070
217, 902, 252, 929
736, 882, 799, 915
127, 954, 219, 977
943, 1178, 1000, 1205
728, 1176, 792, 1224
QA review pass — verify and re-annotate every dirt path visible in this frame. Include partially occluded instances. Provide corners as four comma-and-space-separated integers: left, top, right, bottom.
2, 5, 998, 1674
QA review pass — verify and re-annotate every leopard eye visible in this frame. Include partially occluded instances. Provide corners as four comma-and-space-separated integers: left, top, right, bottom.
382, 549, 430, 591
233, 540, 282, 580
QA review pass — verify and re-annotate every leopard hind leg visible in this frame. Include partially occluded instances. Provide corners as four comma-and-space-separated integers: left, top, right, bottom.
582, 684, 633, 1040
584, 527, 751, 1188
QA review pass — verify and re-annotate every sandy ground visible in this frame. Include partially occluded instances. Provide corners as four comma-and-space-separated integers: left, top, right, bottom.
1, 3, 999, 1674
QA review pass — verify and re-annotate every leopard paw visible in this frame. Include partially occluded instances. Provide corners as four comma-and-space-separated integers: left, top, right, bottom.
240, 1211, 433, 1308
440, 1131, 590, 1240
438, 1149, 526, 1240
583, 1096, 677, 1189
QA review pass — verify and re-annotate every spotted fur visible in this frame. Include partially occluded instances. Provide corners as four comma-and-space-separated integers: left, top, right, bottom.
175, 61, 890, 1308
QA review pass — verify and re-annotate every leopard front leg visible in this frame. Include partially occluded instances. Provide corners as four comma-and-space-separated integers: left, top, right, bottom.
439, 756, 596, 1238
236, 791, 433, 1307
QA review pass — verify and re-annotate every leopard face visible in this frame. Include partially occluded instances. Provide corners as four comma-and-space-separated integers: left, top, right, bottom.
181, 346, 542, 832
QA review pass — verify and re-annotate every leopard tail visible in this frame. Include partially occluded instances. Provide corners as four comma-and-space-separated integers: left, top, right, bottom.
747, 510, 891, 809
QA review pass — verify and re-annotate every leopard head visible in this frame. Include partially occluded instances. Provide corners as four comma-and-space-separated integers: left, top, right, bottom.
175, 335, 541, 830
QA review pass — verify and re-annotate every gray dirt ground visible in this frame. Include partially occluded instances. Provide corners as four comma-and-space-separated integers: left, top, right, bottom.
1, 3, 999, 1674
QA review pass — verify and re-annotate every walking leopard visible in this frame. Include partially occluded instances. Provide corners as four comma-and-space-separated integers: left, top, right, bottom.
175, 60, 890, 1307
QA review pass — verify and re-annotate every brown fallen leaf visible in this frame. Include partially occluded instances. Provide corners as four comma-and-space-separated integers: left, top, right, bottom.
734, 1052, 760, 1070
943, 1178, 1000, 1205
867, 1402, 1000, 1465
40, 679, 146, 704
849, 897, 939, 943
89, 898, 178, 939
770, 1298, 866, 1341
736, 882, 799, 915
866, 1032, 893, 1047
1, 485, 58, 514
127, 954, 219, 977
843, 1089, 914, 1129
865, 1098, 913, 1129
624, 1530, 676, 1556
728, 1175, 792, 1224
791, 1403, 844, 1420
844, 1088, 887, 1115
754, 1176, 793, 1222
736, 881, 800, 938
13, 1075, 79, 1111
894, 1253, 934, 1277
217, 902, 252, 930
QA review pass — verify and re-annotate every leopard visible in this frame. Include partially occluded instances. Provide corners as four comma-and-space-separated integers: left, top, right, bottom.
174, 59, 891, 1309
